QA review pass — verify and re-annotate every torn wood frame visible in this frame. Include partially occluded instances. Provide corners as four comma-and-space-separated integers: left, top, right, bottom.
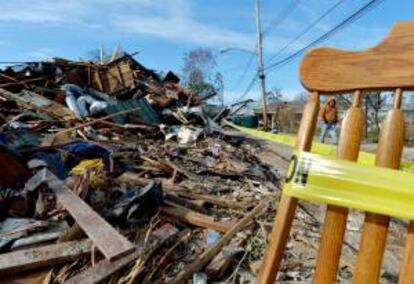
26, 169, 135, 261
0, 239, 92, 275
66, 224, 178, 284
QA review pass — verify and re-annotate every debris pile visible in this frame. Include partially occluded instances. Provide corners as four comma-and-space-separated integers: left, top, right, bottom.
0, 52, 282, 283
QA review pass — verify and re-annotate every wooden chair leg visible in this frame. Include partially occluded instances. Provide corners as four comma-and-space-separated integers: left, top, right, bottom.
353, 88, 405, 284
399, 88, 414, 283
258, 92, 320, 284
399, 222, 414, 284
314, 90, 364, 284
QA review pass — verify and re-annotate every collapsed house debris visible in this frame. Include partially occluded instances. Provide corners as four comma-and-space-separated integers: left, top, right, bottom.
0, 52, 284, 283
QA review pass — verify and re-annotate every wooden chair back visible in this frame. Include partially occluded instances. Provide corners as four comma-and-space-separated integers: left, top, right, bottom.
259, 21, 414, 284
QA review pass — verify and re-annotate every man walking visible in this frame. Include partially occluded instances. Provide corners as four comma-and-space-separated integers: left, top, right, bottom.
320, 97, 338, 144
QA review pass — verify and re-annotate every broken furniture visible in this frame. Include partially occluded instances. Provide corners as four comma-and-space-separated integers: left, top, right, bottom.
259, 21, 414, 283
0, 45, 282, 282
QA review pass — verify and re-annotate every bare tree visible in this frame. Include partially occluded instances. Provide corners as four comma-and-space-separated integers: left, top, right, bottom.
266, 87, 283, 104
293, 92, 309, 103
181, 48, 224, 104
336, 93, 353, 109
366, 91, 392, 138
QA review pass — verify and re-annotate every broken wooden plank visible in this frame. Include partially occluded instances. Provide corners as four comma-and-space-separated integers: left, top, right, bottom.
139, 156, 173, 174
177, 192, 250, 210
65, 224, 178, 284
40, 169, 135, 260
0, 239, 92, 275
144, 229, 192, 283
205, 232, 249, 278
0, 88, 73, 120
173, 201, 267, 283
118, 172, 180, 192
42, 107, 141, 147
164, 160, 201, 181
0, 268, 53, 284
0, 75, 44, 89
160, 205, 235, 233
164, 193, 208, 214
66, 248, 140, 284
1, 220, 48, 240
11, 221, 68, 250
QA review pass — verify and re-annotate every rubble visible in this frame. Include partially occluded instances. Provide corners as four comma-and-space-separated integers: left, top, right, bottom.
0, 52, 283, 283
0, 50, 407, 283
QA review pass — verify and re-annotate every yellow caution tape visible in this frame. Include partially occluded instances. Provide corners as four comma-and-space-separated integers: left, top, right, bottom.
225, 121, 414, 172
284, 151, 414, 220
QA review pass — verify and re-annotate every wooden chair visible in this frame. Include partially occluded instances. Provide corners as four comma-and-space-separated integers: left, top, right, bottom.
258, 21, 414, 284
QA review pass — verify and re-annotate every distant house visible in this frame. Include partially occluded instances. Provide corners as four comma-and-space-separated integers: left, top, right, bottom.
253, 101, 304, 132
403, 102, 414, 122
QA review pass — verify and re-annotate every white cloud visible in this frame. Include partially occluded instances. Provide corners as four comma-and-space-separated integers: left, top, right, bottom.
0, 0, 387, 53
111, 0, 299, 50
0, 0, 271, 48
0, 1, 85, 24
109, 0, 254, 47
111, 14, 254, 47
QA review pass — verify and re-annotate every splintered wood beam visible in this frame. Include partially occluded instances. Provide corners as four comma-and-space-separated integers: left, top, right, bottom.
65, 224, 179, 284
205, 232, 249, 278
160, 206, 235, 233
0, 88, 73, 120
173, 201, 267, 284
177, 192, 250, 209
42, 169, 135, 260
0, 239, 92, 275
66, 250, 141, 284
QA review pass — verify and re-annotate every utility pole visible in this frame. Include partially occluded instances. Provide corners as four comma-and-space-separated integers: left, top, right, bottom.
255, 0, 268, 130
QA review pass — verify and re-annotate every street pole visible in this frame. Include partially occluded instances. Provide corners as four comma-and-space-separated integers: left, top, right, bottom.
255, 0, 268, 130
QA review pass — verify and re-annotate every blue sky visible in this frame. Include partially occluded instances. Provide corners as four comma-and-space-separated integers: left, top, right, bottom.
0, 0, 412, 104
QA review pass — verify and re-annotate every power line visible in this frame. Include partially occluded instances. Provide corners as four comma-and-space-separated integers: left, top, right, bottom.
231, 0, 381, 105
231, 52, 256, 89
265, 0, 383, 72
265, 0, 346, 66
262, 0, 302, 37
265, 0, 384, 73
232, 73, 258, 104
229, 0, 300, 104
